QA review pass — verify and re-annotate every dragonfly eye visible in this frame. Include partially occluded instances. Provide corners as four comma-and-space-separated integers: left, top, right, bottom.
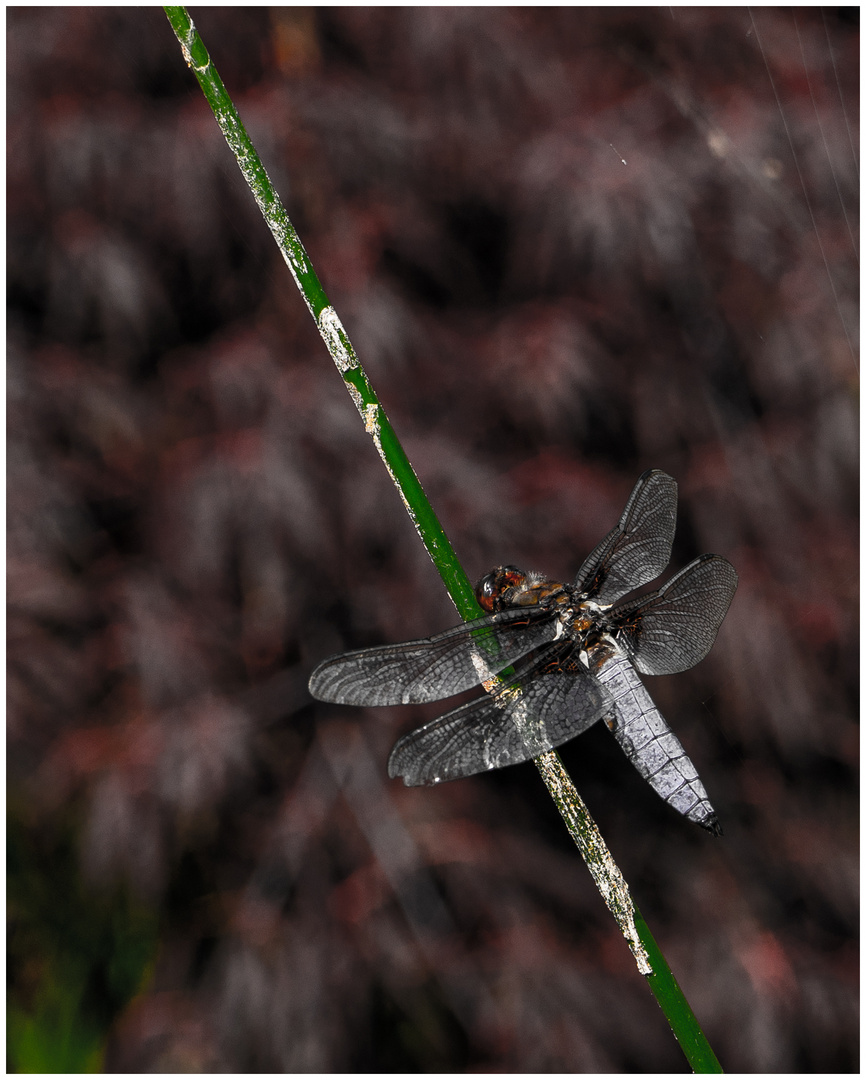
475, 565, 526, 613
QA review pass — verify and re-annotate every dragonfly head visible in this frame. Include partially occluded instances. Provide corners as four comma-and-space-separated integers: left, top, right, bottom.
475, 565, 527, 613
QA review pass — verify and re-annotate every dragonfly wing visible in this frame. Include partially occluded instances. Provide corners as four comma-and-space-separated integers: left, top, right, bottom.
574, 470, 678, 605
388, 647, 613, 785
308, 605, 560, 706
612, 554, 738, 676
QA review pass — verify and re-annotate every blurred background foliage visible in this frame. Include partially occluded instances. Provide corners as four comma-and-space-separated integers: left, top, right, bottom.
7, 6, 858, 1072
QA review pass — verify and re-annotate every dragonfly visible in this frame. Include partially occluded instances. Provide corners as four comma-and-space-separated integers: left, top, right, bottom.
309, 470, 738, 834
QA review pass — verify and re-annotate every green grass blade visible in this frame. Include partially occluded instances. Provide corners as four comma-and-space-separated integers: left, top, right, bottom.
162, 8, 724, 1071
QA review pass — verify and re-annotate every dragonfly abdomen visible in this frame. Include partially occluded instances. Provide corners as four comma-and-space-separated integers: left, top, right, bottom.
593, 652, 721, 835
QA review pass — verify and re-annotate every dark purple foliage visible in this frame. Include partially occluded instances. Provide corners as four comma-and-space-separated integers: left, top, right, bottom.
7, 8, 858, 1072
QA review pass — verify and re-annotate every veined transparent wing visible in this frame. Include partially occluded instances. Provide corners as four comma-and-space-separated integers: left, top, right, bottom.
611, 554, 738, 676
573, 469, 678, 605
308, 604, 561, 706
387, 645, 613, 785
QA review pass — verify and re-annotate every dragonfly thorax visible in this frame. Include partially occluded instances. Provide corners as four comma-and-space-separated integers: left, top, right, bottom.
475, 565, 570, 614
475, 566, 627, 660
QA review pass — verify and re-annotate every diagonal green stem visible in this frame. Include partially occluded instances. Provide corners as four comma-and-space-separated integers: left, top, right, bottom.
162, 6, 477, 620
162, 8, 722, 1072
537, 752, 721, 1071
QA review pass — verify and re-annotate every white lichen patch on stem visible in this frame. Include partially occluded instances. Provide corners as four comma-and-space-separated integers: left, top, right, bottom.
266, 217, 313, 311
318, 306, 357, 373
536, 752, 653, 976
363, 414, 423, 532
363, 403, 379, 434
316, 333, 419, 535
345, 382, 364, 415
179, 18, 207, 73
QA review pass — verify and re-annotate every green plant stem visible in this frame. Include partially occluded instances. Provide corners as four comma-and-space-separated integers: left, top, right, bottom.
162, 5, 477, 619
163, 8, 722, 1072
633, 906, 723, 1072
534, 754, 722, 1071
